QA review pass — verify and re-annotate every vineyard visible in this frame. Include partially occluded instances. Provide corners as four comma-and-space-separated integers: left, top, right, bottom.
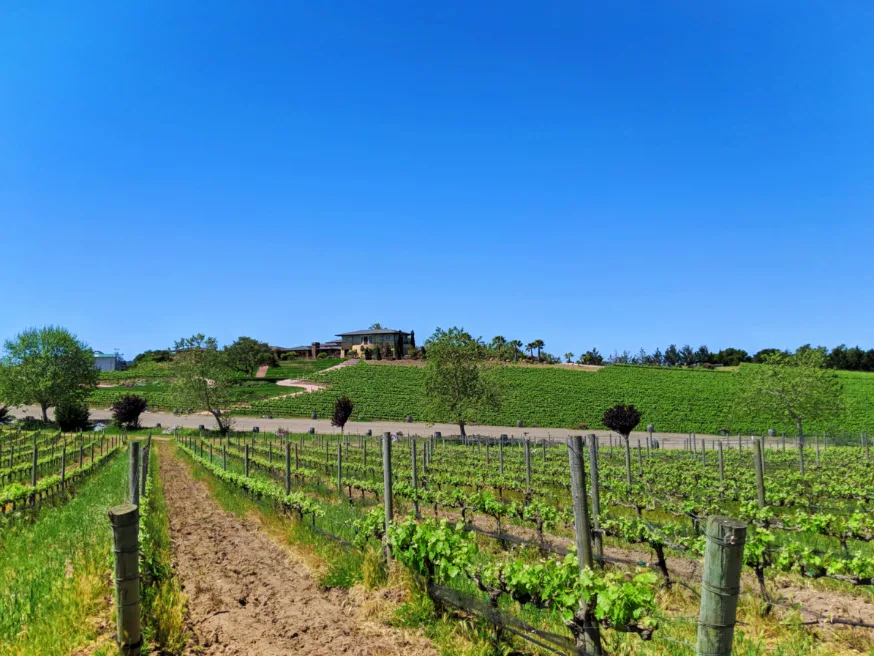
239, 362, 874, 434
174, 426, 874, 655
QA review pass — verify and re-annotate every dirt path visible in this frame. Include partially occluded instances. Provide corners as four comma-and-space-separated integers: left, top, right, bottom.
255, 365, 269, 379
158, 445, 434, 655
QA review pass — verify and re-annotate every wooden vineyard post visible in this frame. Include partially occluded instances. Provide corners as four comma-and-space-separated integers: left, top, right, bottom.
363, 441, 367, 468
222, 444, 227, 471
637, 438, 643, 476
411, 438, 419, 518
814, 433, 820, 465
209, 442, 213, 465
295, 443, 300, 470
285, 442, 291, 495
587, 435, 603, 563
80, 445, 84, 470
485, 438, 489, 464
108, 504, 141, 655
696, 516, 746, 656
31, 444, 38, 487
129, 442, 140, 508
244, 445, 250, 478
337, 443, 343, 497
718, 441, 724, 484
542, 439, 546, 463
566, 435, 601, 655
499, 435, 505, 476
524, 440, 532, 493
782, 433, 786, 451
753, 438, 766, 510
140, 442, 150, 499
382, 433, 393, 560
623, 436, 632, 485
61, 446, 66, 483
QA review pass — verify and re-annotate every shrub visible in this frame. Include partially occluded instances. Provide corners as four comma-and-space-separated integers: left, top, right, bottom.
375, 346, 382, 361
55, 398, 91, 431
0, 405, 10, 424
110, 394, 148, 428
317, 352, 328, 359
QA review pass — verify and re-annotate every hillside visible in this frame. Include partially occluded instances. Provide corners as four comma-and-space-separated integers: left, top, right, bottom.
242, 363, 874, 434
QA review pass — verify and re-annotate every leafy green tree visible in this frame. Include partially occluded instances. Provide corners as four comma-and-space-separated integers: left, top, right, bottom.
752, 348, 783, 363
565, 352, 575, 363
224, 336, 277, 379
131, 349, 172, 366
331, 396, 354, 433
424, 327, 501, 438
713, 347, 749, 367
369, 322, 384, 330
736, 349, 844, 440
532, 339, 545, 362
170, 334, 235, 433
0, 326, 99, 422
663, 344, 680, 367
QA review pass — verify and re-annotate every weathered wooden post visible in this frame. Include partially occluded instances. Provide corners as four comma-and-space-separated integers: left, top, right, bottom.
244, 445, 250, 477
499, 435, 505, 475
140, 443, 150, 498
696, 516, 746, 656
31, 444, 38, 487
814, 433, 820, 464
129, 442, 140, 508
637, 438, 643, 475
623, 436, 632, 485
80, 444, 84, 470
285, 442, 291, 495
524, 440, 532, 492
222, 444, 227, 471
295, 443, 300, 470
108, 504, 141, 655
337, 443, 343, 497
718, 441, 724, 484
567, 435, 601, 654
382, 432, 393, 560
411, 438, 419, 518
61, 446, 66, 483
753, 438, 766, 510
587, 435, 603, 563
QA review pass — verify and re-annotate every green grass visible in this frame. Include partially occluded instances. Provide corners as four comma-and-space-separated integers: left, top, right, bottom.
241, 362, 874, 434
0, 449, 126, 655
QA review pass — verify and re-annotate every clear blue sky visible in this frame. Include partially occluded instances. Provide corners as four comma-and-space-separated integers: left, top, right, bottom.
2, 2, 872, 359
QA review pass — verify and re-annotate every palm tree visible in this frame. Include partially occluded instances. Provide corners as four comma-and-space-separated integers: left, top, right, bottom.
508, 340, 522, 363
532, 339, 545, 362
525, 342, 536, 359
565, 352, 574, 363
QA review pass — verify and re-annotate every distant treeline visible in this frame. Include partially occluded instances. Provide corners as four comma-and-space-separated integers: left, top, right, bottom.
593, 343, 874, 372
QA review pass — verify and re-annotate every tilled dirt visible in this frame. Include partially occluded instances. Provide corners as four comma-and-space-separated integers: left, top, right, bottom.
158, 446, 435, 655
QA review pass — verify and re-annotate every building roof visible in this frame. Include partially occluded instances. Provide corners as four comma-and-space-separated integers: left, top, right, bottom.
285, 341, 342, 351
93, 352, 116, 359
336, 328, 409, 337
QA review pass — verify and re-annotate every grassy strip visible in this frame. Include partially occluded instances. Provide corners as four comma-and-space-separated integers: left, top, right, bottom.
0, 449, 126, 656
140, 443, 188, 654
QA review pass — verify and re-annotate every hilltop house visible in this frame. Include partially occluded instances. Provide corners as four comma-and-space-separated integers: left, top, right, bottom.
93, 352, 121, 371
277, 328, 414, 359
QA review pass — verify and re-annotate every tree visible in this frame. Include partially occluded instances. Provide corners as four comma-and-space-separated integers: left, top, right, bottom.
0, 326, 99, 422
331, 396, 354, 433
132, 349, 172, 366
752, 348, 783, 363
508, 340, 523, 363
736, 349, 843, 440
170, 334, 236, 434
224, 336, 277, 379
602, 403, 642, 485
525, 341, 536, 359
110, 394, 148, 429
713, 347, 749, 367
55, 398, 90, 431
602, 403, 642, 439
532, 339, 545, 362
424, 327, 501, 438
678, 344, 695, 366
565, 352, 575, 363
663, 344, 680, 367
369, 323, 384, 330
580, 348, 604, 366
